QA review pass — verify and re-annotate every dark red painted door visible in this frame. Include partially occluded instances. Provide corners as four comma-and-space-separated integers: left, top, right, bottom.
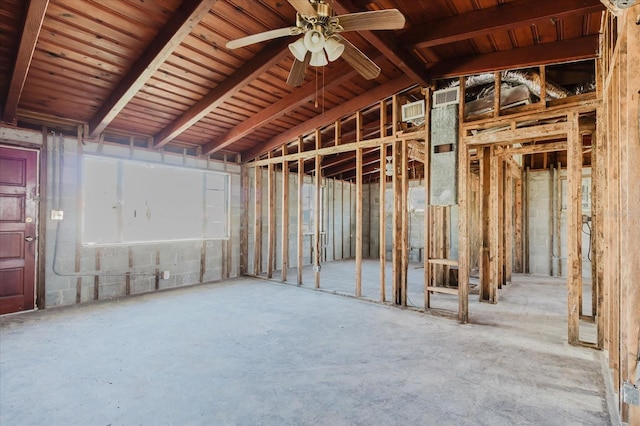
0, 146, 37, 314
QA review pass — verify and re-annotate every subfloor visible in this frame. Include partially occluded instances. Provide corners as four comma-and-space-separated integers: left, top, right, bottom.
1, 269, 611, 425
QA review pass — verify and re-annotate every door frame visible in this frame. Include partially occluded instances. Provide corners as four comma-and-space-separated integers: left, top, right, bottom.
0, 141, 44, 312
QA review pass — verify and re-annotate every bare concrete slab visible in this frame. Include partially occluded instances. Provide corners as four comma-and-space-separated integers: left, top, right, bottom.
1, 275, 611, 425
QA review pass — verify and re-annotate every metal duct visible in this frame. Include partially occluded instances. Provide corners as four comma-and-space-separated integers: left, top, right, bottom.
447, 70, 572, 100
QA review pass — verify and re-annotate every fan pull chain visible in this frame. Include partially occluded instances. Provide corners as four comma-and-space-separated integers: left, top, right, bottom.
315, 66, 319, 108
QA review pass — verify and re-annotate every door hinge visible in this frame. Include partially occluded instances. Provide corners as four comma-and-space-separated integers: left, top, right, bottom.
622, 382, 640, 406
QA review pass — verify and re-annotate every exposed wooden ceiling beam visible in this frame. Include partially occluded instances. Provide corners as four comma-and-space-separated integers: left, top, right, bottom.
400, 0, 604, 49
2, 0, 49, 125
154, 39, 290, 148
202, 65, 363, 155
88, 0, 217, 137
242, 74, 413, 161
331, 0, 429, 87
324, 150, 380, 177
427, 36, 599, 79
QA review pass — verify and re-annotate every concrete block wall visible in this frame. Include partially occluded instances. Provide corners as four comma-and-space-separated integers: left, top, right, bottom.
246, 170, 358, 274
526, 169, 592, 278
41, 132, 241, 308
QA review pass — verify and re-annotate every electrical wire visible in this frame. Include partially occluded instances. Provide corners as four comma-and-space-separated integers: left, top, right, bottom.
50, 131, 154, 278
582, 220, 592, 262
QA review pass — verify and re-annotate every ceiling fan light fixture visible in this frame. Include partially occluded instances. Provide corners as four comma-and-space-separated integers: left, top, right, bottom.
324, 37, 344, 62
309, 51, 328, 67
288, 38, 308, 62
304, 28, 326, 53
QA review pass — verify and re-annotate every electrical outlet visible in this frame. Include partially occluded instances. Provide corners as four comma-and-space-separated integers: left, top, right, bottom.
162, 271, 170, 280
51, 210, 64, 220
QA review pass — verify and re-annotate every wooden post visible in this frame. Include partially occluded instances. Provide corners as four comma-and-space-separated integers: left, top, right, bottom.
391, 96, 402, 305
254, 166, 263, 276
498, 158, 505, 288
550, 164, 555, 277
457, 76, 469, 323
493, 71, 501, 117
379, 100, 387, 303
556, 161, 562, 277
314, 129, 322, 289
505, 171, 513, 283
423, 88, 431, 309
240, 165, 249, 275
513, 173, 523, 273
480, 146, 491, 301
267, 156, 275, 278
401, 138, 409, 306
355, 112, 363, 297
567, 111, 582, 345
539, 65, 547, 108
297, 137, 304, 285
489, 146, 499, 303
281, 144, 289, 282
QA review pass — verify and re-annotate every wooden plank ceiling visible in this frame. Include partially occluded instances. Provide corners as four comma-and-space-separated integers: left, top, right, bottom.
1, 0, 602, 166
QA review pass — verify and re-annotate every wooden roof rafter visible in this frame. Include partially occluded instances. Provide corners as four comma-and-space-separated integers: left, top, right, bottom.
87, 0, 218, 138
153, 38, 291, 149
242, 74, 413, 161
2, 0, 49, 125
399, 0, 604, 49
427, 36, 600, 78
202, 63, 366, 155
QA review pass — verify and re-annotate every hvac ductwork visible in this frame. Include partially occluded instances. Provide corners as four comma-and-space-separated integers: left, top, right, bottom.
447, 70, 572, 100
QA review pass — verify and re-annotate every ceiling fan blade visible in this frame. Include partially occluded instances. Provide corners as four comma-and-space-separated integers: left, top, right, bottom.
287, 51, 311, 87
339, 37, 381, 80
287, 0, 317, 17
336, 9, 406, 32
226, 27, 299, 49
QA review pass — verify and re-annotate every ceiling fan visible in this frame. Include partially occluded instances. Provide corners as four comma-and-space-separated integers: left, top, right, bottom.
225, 0, 406, 86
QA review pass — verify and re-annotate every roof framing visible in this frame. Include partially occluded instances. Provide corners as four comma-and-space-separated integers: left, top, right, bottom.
400, 0, 604, 49
2, 0, 49, 125
88, 0, 218, 138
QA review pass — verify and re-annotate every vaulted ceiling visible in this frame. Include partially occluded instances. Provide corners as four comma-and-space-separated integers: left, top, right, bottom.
0, 0, 603, 163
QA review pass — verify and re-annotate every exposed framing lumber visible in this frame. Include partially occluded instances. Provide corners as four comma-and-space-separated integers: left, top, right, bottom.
496, 141, 568, 156
467, 123, 569, 145
400, 0, 603, 49
240, 165, 249, 274
480, 146, 491, 302
247, 131, 428, 167
281, 144, 289, 282
314, 129, 321, 289
2, 0, 49, 124
489, 147, 499, 302
88, 0, 216, 137
242, 75, 413, 161
423, 87, 431, 310
202, 67, 360, 155
427, 36, 599, 79
513, 173, 524, 273
567, 111, 582, 345
457, 76, 470, 323
154, 39, 289, 148
355, 112, 363, 297
400, 138, 408, 306
379, 101, 387, 303
253, 166, 263, 276
266, 158, 275, 278
297, 137, 304, 285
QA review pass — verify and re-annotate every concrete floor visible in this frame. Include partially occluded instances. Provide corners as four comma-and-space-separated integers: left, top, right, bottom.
1, 269, 611, 425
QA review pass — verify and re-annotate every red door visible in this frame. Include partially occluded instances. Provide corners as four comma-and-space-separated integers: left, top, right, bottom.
0, 146, 38, 314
